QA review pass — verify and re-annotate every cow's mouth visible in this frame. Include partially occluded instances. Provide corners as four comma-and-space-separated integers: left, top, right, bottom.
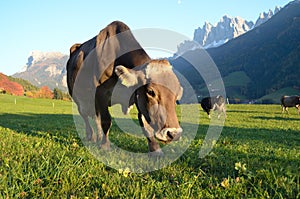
155, 128, 182, 143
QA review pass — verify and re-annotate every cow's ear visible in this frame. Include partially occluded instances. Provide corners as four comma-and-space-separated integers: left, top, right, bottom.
177, 86, 183, 100
115, 65, 138, 87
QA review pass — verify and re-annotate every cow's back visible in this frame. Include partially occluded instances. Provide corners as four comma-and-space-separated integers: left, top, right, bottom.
66, 21, 151, 97
201, 97, 212, 110
281, 95, 300, 107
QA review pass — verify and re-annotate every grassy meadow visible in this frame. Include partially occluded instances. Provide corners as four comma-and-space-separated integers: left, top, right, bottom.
0, 94, 299, 198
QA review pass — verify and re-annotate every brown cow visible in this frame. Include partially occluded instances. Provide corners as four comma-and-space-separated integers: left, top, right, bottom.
67, 21, 183, 155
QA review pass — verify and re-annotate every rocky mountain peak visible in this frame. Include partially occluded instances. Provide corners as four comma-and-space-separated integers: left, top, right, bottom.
21, 51, 66, 72
193, 15, 254, 49
14, 51, 69, 91
181, 5, 282, 53
254, 7, 281, 27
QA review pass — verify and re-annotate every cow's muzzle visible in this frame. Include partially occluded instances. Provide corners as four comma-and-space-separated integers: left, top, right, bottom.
155, 127, 182, 143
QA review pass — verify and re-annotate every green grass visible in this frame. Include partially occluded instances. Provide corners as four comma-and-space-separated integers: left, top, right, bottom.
0, 94, 299, 198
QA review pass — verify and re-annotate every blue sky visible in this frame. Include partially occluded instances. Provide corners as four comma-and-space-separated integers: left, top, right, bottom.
0, 0, 291, 75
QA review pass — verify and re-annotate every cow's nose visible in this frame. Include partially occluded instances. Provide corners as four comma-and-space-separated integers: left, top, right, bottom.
167, 130, 174, 139
155, 128, 182, 143
167, 128, 182, 141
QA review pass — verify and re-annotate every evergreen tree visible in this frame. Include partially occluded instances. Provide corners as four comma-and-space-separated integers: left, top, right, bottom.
53, 88, 63, 100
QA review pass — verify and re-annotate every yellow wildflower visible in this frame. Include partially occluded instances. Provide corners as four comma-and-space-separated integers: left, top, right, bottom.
221, 178, 229, 188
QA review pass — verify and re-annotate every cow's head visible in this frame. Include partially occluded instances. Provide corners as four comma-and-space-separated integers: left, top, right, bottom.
115, 59, 183, 143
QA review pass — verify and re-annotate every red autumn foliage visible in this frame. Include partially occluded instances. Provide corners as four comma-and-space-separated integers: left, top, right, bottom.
0, 73, 24, 96
34, 86, 53, 99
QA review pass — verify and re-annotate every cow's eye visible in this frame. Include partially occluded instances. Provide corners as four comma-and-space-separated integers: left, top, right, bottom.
147, 89, 155, 97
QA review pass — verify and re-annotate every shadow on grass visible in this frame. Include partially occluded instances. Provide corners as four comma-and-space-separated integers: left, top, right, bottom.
0, 112, 299, 172
0, 111, 299, 191
227, 109, 282, 114
0, 112, 197, 153
252, 115, 300, 121
0, 113, 78, 145
0, 112, 298, 148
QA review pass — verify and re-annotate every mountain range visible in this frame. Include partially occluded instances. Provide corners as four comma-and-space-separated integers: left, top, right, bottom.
193, 15, 254, 49
176, 6, 281, 55
195, 6, 281, 49
172, 0, 300, 103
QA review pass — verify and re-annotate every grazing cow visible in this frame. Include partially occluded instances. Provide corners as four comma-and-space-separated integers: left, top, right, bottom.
66, 21, 183, 155
281, 95, 300, 114
201, 95, 226, 119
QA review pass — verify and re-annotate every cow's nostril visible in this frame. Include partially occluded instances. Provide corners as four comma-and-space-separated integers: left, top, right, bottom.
167, 131, 174, 139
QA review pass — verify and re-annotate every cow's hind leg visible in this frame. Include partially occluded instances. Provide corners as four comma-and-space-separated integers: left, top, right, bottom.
76, 103, 96, 142
83, 116, 96, 142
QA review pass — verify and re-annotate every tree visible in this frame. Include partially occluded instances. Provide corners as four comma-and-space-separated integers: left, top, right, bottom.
53, 88, 63, 100
34, 86, 53, 99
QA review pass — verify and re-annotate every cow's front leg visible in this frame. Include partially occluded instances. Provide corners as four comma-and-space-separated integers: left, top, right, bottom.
146, 133, 162, 155
282, 105, 288, 113
95, 86, 112, 150
208, 111, 211, 119
217, 105, 226, 119
94, 113, 103, 142
138, 113, 163, 156
296, 105, 300, 114
222, 106, 227, 118
97, 106, 112, 150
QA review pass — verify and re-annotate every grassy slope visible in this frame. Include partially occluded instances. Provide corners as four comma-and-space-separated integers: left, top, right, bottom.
6, 76, 39, 92
258, 87, 300, 104
223, 71, 251, 87
221, 71, 251, 99
0, 94, 299, 198
198, 71, 251, 99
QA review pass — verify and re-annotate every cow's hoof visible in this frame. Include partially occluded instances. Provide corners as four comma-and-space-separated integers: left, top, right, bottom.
148, 149, 164, 158
92, 135, 97, 143
100, 142, 111, 151
86, 135, 97, 143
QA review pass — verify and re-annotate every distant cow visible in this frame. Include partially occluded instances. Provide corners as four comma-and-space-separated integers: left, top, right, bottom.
201, 95, 226, 119
66, 21, 183, 155
281, 95, 300, 114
